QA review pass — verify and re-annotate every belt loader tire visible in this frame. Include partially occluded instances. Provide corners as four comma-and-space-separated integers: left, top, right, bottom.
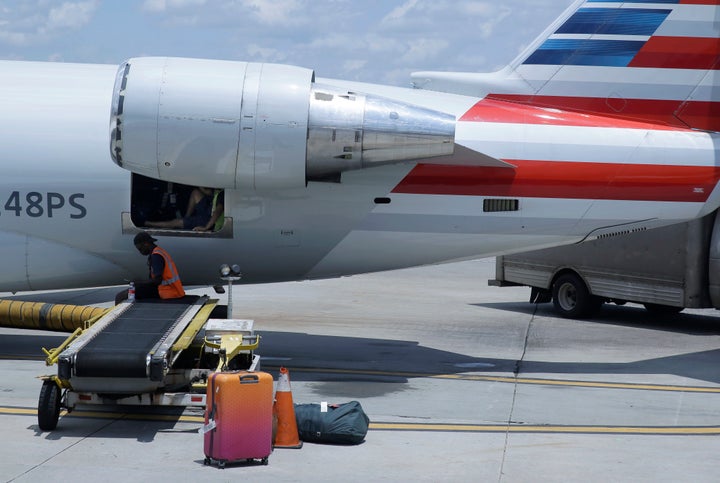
38, 380, 61, 431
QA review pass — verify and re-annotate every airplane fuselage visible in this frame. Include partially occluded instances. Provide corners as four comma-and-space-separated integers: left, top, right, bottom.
1, 59, 719, 292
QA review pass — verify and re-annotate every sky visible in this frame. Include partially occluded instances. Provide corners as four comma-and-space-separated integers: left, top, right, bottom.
0, 0, 577, 87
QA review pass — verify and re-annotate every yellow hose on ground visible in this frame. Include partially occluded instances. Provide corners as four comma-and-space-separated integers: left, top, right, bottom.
0, 300, 108, 332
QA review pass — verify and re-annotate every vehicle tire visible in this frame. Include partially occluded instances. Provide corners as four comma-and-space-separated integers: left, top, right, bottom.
643, 303, 683, 315
552, 273, 600, 318
38, 380, 61, 431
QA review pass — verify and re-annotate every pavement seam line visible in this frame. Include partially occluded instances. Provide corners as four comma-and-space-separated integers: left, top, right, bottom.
498, 300, 537, 482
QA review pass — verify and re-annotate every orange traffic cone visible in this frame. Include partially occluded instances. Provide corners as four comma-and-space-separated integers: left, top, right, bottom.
273, 366, 303, 449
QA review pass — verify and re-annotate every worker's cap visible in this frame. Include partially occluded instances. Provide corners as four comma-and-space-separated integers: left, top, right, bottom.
133, 232, 157, 245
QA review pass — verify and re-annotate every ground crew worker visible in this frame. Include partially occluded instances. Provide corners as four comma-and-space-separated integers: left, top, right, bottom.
115, 232, 186, 304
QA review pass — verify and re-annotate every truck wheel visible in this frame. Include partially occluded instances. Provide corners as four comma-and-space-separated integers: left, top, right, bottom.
552, 273, 600, 318
38, 380, 61, 431
643, 303, 683, 315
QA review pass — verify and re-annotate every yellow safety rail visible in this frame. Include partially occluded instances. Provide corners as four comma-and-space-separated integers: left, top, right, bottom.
171, 299, 219, 351
42, 328, 83, 366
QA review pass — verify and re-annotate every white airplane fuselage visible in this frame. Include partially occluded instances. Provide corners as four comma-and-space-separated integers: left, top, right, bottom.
1, 56, 718, 292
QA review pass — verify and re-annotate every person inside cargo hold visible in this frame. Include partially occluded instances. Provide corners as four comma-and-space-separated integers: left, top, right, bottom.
145, 186, 224, 232
115, 231, 186, 304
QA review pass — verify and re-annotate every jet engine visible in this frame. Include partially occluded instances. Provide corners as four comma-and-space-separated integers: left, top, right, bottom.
110, 57, 455, 191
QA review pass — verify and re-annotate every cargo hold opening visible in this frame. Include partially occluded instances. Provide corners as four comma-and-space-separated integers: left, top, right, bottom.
125, 173, 232, 238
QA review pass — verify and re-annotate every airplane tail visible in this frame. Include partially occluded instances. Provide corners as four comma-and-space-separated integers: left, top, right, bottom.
413, 0, 720, 131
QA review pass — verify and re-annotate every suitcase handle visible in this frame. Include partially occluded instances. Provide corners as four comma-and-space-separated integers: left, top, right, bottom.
239, 374, 259, 384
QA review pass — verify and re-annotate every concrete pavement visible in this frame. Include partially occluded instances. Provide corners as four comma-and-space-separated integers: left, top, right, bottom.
1, 258, 720, 482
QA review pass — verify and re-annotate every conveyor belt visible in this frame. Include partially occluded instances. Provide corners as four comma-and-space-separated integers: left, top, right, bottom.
74, 299, 197, 378
57, 296, 209, 391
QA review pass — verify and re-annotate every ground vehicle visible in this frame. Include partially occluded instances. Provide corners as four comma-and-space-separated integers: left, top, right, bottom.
490, 212, 720, 318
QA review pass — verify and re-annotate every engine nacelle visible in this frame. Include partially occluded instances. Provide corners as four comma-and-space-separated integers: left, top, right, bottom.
110, 57, 455, 190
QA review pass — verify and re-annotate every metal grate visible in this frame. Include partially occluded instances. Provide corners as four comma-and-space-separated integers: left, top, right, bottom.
483, 199, 519, 212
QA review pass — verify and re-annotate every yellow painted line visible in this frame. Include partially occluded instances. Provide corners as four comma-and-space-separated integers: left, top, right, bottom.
273, 366, 720, 394
370, 422, 720, 435
3, 405, 720, 435
0, 407, 36, 416
438, 374, 720, 393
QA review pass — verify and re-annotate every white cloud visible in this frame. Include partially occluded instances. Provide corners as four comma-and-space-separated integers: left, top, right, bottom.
400, 37, 448, 64
0, 0, 578, 84
458, 1, 493, 16
142, 0, 207, 13
364, 35, 404, 55
304, 33, 350, 50
141, 0, 310, 29
475, 7, 512, 39
370, 0, 516, 73
0, 1, 99, 46
383, 0, 419, 23
0, 30, 27, 46
241, 0, 303, 25
246, 43, 286, 62
342, 59, 366, 72
43, 1, 98, 32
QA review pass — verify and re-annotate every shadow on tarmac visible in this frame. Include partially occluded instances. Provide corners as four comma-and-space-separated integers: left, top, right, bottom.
258, 330, 720, 385
4, 325, 720, 387
475, 301, 720, 335
513, 348, 720, 384
29, 406, 193, 442
258, 330, 516, 384
0, 333, 67, 360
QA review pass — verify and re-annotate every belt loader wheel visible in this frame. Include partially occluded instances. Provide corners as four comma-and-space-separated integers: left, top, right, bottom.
38, 380, 61, 431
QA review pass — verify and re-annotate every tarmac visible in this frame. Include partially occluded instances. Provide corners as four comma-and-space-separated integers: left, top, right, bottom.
1, 257, 720, 482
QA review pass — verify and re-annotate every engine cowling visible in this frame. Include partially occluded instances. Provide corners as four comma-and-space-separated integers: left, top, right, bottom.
110, 57, 455, 190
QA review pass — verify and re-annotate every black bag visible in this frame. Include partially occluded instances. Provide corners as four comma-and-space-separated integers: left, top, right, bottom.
294, 401, 370, 445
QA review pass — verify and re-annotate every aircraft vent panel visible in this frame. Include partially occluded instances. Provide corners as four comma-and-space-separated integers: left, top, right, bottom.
483, 199, 519, 212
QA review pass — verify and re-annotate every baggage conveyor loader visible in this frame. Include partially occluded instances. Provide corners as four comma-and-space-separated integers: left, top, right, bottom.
38, 296, 260, 431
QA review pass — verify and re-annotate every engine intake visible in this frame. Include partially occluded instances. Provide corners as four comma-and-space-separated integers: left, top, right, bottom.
110, 57, 455, 190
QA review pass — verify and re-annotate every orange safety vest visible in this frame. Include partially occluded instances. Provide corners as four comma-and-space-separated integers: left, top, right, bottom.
151, 246, 185, 299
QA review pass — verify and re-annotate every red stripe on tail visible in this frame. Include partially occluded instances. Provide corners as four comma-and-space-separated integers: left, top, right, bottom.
629, 37, 720, 70
486, 94, 720, 132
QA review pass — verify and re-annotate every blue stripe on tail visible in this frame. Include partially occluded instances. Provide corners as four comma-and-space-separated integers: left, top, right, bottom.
524, 39, 646, 67
557, 8, 670, 35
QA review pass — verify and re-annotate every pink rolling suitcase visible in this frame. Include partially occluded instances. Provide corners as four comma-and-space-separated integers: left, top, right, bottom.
203, 371, 273, 467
